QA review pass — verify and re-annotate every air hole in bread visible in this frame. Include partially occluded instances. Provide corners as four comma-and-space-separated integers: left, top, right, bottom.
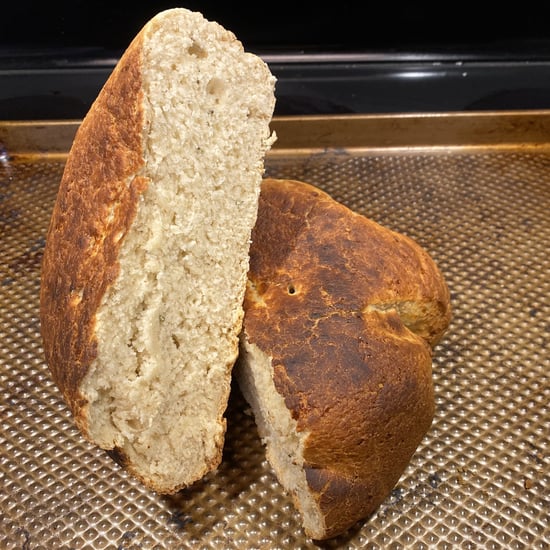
206, 77, 226, 99
187, 41, 207, 58
288, 285, 296, 295
171, 334, 181, 349
126, 417, 143, 431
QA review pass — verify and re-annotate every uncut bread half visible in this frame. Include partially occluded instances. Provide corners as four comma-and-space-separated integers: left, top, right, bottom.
40, 8, 276, 494
237, 178, 451, 539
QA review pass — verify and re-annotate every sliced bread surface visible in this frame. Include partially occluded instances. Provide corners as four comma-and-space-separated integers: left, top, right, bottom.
237, 178, 451, 538
40, 8, 276, 493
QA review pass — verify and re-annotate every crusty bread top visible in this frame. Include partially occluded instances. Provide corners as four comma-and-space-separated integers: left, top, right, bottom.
40, 27, 147, 417
246, 179, 451, 349
242, 178, 451, 537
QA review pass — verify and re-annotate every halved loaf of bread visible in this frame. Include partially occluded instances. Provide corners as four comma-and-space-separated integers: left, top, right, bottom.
237, 178, 451, 539
40, 8, 276, 494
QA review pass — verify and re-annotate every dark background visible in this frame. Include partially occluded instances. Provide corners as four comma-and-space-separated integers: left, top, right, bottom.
2, 2, 550, 53
2, 2, 550, 118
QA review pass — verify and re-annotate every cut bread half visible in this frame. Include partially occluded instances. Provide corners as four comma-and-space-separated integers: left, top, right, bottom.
237, 178, 451, 539
40, 8, 276, 493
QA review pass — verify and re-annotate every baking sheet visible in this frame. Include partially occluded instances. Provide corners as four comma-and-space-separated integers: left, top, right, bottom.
0, 114, 548, 549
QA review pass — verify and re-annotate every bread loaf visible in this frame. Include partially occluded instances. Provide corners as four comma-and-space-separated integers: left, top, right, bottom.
40, 8, 276, 493
237, 178, 451, 539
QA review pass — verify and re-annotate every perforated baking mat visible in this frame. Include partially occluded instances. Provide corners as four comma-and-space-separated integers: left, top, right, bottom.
1, 114, 548, 549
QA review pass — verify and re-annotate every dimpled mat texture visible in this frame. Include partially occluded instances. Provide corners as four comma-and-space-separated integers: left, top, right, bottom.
0, 142, 548, 549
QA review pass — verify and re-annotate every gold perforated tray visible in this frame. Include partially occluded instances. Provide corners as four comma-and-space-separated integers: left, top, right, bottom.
1, 114, 548, 549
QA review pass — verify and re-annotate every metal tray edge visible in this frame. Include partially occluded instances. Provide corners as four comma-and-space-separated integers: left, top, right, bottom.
2, 111, 550, 157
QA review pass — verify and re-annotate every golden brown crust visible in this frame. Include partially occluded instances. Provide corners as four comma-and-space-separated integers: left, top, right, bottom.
39, 28, 148, 435
243, 178, 451, 538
